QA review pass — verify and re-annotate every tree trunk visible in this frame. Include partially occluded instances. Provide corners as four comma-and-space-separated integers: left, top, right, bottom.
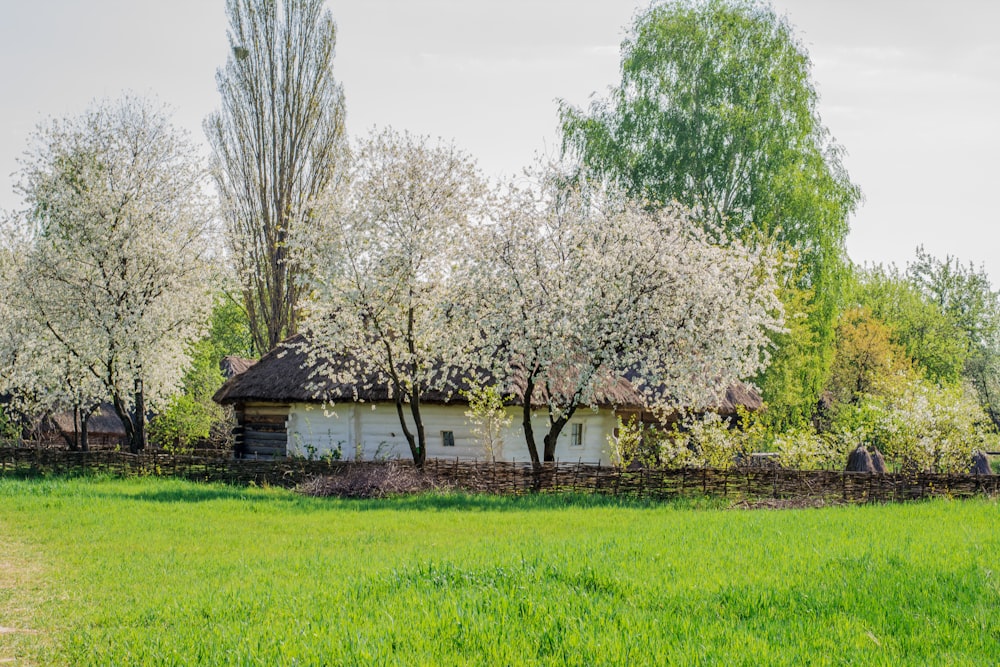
393, 392, 420, 467
80, 409, 91, 453
111, 394, 135, 453
60, 406, 79, 451
521, 376, 541, 468
542, 406, 577, 463
132, 378, 146, 453
409, 388, 426, 468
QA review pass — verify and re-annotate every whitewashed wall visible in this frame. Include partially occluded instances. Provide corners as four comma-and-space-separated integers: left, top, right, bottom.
285, 402, 617, 463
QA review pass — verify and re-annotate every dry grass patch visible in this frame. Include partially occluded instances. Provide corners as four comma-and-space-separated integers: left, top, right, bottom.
296, 460, 449, 498
0, 532, 49, 664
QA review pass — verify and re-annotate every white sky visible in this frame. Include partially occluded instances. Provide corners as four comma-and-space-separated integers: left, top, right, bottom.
2, 1, 998, 280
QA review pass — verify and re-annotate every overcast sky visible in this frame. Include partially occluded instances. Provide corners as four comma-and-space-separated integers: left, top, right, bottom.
2, 1, 998, 280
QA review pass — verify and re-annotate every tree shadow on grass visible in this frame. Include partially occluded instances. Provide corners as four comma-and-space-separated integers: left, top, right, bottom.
1, 472, 726, 511
336, 491, 727, 513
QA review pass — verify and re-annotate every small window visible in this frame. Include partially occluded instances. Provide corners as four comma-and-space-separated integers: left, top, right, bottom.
569, 423, 583, 448
442, 430, 455, 447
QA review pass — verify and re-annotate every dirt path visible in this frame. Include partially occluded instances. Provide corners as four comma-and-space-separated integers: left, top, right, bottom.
0, 528, 47, 665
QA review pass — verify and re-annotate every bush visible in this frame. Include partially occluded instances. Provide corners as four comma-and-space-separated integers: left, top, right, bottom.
832, 380, 997, 473
609, 415, 669, 468
679, 412, 747, 469
772, 428, 839, 470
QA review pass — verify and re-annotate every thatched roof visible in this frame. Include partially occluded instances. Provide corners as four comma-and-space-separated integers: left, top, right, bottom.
715, 383, 764, 416
46, 403, 125, 436
213, 335, 475, 406
220, 355, 257, 379
212, 334, 761, 413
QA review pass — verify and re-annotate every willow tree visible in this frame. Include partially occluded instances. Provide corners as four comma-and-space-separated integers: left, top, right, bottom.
561, 0, 860, 423
206, 0, 346, 355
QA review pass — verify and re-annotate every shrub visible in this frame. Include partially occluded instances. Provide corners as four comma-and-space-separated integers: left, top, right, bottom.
832, 380, 997, 473
666, 412, 751, 470
609, 415, 669, 468
772, 428, 839, 470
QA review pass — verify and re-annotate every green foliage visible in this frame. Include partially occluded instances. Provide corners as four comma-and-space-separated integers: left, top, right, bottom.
608, 415, 668, 468
148, 296, 250, 450
756, 278, 827, 428
831, 379, 996, 473
907, 246, 998, 351
614, 409, 815, 471
461, 384, 513, 460
847, 251, 1000, 431
906, 248, 1000, 427
561, 0, 860, 422
147, 394, 215, 453
208, 294, 255, 361
851, 264, 968, 385
674, 412, 747, 469
2, 477, 999, 665
148, 340, 226, 452
826, 307, 914, 406
771, 428, 839, 470
0, 404, 20, 442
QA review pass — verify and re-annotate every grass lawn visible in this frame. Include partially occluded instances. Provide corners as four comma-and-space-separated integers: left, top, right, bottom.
0, 476, 997, 666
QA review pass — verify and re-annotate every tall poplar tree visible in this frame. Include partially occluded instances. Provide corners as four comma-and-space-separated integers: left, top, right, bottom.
206, 0, 346, 355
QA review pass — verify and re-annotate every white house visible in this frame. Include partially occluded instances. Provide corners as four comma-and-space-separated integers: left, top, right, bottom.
213, 335, 760, 463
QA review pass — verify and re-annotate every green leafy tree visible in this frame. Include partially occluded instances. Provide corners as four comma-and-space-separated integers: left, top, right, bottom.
462, 385, 513, 461
754, 259, 823, 427
906, 247, 1000, 427
149, 295, 254, 451
906, 247, 998, 357
825, 308, 913, 407
561, 0, 860, 421
851, 264, 967, 385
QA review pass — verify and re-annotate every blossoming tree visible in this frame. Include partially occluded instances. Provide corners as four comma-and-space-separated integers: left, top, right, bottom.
296, 129, 487, 466
465, 167, 783, 466
11, 96, 214, 452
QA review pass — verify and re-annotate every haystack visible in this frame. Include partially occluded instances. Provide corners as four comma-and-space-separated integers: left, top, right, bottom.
845, 444, 875, 472
970, 450, 993, 475
869, 447, 887, 473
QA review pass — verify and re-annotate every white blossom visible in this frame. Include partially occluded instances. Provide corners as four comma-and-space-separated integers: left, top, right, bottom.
7, 96, 214, 452
462, 163, 784, 465
295, 128, 488, 465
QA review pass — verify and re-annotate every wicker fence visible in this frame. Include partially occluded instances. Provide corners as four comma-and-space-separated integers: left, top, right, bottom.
0, 447, 996, 504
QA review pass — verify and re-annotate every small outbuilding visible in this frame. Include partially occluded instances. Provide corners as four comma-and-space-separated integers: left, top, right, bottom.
43, 403, 126, 449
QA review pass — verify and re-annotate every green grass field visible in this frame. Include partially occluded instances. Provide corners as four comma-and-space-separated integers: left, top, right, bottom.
0, 476, 997, 666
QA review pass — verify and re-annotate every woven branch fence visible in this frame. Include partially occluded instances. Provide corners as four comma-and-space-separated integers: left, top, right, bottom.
0, 447, 996, 504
